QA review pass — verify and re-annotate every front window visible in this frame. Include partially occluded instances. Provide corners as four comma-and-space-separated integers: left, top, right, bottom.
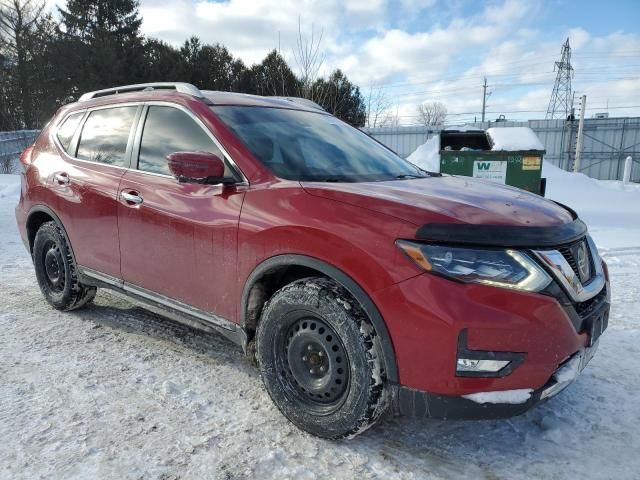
213, 106, 426, 182
137, 106, 230, 176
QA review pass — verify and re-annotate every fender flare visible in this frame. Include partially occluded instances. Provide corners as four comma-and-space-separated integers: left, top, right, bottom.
241, 254, 399, 384
26, 205, 77, 263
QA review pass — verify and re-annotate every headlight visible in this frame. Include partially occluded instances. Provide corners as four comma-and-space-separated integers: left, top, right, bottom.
397, 240, 551, 292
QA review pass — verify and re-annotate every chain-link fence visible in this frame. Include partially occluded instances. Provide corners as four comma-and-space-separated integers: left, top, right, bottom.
0, 130, 39, 174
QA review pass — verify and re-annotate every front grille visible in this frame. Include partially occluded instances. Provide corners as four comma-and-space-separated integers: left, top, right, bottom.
558, 243, 580, 277
557, 238, 594, 284
574, 285, 607, 319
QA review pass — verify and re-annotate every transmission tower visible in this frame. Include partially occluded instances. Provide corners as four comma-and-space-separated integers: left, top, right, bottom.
546, 38, 574, 119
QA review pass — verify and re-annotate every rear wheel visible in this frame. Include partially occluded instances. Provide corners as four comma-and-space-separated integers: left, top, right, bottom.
33, 221, 96, 311
256, 277, 389, 439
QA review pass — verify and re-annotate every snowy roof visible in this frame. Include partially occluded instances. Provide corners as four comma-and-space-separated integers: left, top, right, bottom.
444, 125, 484, 132
486, 127, 545, 151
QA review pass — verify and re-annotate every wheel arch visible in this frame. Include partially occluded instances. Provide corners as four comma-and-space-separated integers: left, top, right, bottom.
241, 254, 398, 384
26, 205, 76, 263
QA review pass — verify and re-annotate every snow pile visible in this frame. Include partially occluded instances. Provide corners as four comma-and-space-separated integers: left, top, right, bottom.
487, 127, 544, 151
407, 135, 440, 172
463, 388, 533, 405
0, 174, 20, 199
542, 162, 640, 248
553, 353, 583, 384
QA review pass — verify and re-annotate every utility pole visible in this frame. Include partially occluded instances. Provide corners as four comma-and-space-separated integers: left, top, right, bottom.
574, 94, 587, 173
481, 77, 487, 122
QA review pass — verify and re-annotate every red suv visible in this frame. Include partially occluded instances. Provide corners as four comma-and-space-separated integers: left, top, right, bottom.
15, 82, 610, 439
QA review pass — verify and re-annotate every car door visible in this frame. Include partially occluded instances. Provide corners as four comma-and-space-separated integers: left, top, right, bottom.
117, 103, 246, 321
52, 104, 141, 279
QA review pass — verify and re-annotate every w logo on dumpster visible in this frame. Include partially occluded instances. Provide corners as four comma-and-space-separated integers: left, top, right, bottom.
472, 160, 507, 183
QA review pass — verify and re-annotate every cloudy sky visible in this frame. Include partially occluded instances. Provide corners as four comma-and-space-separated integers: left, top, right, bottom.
52, 0, 640, 124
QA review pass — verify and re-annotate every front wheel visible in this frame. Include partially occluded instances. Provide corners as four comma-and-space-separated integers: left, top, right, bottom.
256, 277, 389, 439
33, 221, 96, 311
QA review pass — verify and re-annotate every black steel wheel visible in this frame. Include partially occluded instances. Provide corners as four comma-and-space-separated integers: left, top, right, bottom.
42, 240, 66, 293
33, 221, 96, 311
256, 277, 389, 439
276, 314, 350, 413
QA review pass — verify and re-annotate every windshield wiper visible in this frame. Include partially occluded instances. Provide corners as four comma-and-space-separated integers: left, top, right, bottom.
395, 174, 426, 179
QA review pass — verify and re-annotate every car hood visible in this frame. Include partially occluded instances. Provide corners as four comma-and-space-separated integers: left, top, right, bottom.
301, 176, 574, 227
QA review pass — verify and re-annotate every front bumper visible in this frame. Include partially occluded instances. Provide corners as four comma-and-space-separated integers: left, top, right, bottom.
372, 251, 610, 412
395, 340, 601, 419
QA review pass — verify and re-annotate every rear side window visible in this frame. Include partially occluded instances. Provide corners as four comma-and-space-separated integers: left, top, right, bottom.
138, 106, 226, 176
77, 107, 137, 166
56, 112, 84, 152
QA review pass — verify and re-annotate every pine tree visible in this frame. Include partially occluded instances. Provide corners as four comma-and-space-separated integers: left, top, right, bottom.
249, 50, 301, 97
314, 70, 366, 126
57, 0, 144, 92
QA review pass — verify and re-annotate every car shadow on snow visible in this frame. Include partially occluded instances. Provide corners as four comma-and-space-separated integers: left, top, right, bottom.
66, 290, 620, 472
77, 290, 247, 366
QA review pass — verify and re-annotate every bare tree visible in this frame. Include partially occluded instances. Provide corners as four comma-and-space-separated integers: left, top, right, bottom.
416, 101, 447, 127
378, 105, 401, 127
0, 155, 15, 174
293, 16, 326, 102
365, 86, 391, 128
0, 0, 46, 128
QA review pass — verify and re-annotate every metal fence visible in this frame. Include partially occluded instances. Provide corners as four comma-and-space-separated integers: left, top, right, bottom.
3, 119, 640, 181
0, 130, 39, 174
364, 117, 640, 182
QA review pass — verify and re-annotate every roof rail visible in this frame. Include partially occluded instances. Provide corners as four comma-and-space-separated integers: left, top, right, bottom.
271, 96, 325, 111
78, 82, 205, 102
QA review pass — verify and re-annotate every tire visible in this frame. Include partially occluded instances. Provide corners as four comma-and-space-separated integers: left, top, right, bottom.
256, 277, 390, 439
33, 221, 97, 311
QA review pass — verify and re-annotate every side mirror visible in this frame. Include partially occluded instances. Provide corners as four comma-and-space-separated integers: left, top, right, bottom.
167, 151, 226, 184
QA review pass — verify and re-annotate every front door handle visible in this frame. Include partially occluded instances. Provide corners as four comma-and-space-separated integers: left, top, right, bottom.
54, 172, 69, 185
121, 191, 143, 205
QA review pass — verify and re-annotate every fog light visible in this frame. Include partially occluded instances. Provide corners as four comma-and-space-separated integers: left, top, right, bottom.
455, 329, 525, 377
457, 358, 510, 373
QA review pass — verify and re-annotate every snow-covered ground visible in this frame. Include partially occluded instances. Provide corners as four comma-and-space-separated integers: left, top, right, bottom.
1, 172, 640, 479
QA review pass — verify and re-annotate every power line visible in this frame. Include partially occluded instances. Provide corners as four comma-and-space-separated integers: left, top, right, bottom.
393, 105, 640, 119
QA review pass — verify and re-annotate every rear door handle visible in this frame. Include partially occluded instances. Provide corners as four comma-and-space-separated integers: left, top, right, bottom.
54, 172, 69, 185
121, 191, 143, 205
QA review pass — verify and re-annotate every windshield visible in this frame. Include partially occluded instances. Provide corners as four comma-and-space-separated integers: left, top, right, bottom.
212, 106, 427, 182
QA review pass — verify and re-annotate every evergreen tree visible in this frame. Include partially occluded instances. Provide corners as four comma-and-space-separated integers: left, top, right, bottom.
195, 44, 247, 92
0, 1, 367, 130
140, 38, 187, 82
314, 69, 366, 126
249, 50, 301, 97
57, 0, 144, 92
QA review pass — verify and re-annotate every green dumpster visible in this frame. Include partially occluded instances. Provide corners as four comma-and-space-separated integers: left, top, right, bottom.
438, 127, 546, 195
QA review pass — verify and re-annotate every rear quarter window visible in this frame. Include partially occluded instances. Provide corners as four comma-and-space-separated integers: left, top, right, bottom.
56, 112, 84, 152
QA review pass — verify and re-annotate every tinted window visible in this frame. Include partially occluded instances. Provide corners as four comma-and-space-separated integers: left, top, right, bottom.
213, 106, 426, 182
138, 106, 226, 176
56, 112, 84, 152
77, 107, 137, 166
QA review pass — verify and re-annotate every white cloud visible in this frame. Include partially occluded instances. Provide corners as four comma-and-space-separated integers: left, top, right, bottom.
134, 0, 639, 122
139, 0, 388, 66
399, 0, 436, 12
